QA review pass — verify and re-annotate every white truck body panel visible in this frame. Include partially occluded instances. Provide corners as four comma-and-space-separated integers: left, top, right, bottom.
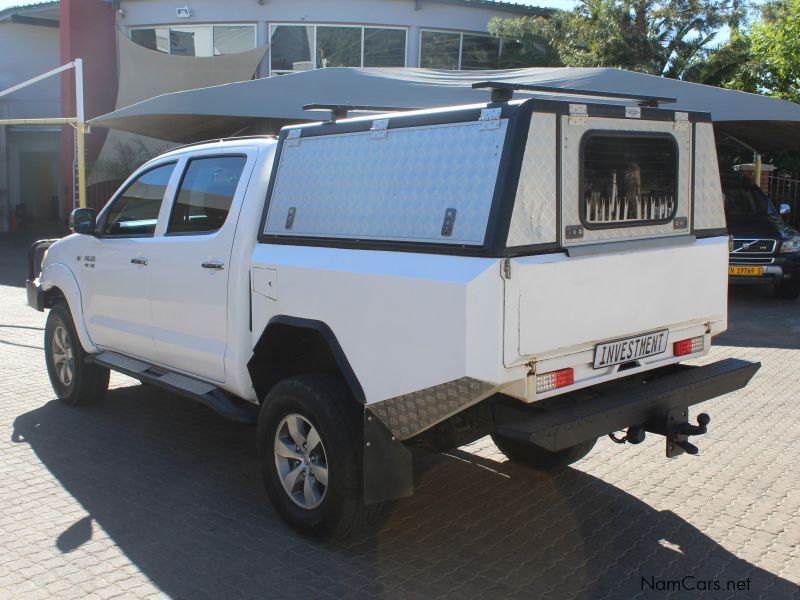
502, 236, 728, 367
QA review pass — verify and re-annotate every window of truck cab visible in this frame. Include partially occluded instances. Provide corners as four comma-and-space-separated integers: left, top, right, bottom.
98, 162, 178, 237
579, 132, 679, 230
166, 155, 248, 235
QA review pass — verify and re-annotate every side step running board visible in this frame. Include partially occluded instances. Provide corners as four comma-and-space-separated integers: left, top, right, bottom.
88, 351, 258, 424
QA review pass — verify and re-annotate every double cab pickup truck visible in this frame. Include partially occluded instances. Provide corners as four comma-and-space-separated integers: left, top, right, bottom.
27, 84, 759, 538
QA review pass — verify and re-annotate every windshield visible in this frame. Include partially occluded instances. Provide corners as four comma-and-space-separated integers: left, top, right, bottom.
723, 182, 776, 218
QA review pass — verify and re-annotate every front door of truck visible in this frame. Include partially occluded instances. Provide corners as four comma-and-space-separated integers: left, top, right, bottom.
80, 161, 178, 360
146, 151, 253, 383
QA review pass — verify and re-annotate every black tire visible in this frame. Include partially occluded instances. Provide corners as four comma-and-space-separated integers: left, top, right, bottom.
257, 374, 371, 539
44, 302, 109, 406
774, 280, 800, 300
491, 433, 596, 472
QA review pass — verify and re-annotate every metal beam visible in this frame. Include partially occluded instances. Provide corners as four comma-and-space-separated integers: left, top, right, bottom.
0, 118, 76, 126
10, 14, 59, 28
0, 61, 75, 100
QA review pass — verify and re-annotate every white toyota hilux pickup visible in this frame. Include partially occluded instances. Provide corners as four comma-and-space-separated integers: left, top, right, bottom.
27, 84, 759, 538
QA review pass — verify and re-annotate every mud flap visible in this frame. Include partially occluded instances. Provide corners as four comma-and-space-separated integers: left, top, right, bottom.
363, 409, 413, 504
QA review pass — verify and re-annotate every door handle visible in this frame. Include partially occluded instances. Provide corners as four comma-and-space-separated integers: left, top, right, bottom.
201, 261, 225, 270
130, 257, 148, 266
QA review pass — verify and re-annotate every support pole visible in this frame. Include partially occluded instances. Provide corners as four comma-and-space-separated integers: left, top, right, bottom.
74, 58, 87, 209
754, 152, 763, 192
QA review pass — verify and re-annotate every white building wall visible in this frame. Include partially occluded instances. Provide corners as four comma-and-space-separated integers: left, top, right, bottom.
0, 20, 61, 231
0, 21, 61, 120
118, 0, 537, 68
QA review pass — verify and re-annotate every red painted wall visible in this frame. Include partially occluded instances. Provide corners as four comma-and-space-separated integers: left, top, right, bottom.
60, 0, 118, 216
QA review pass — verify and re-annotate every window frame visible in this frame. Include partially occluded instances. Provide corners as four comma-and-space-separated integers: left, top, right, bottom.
165, 153, 248, 237
97, 161, 179, 239
268, 23, 408, 75
128, 23, 257, 56
578, 131, 680, 231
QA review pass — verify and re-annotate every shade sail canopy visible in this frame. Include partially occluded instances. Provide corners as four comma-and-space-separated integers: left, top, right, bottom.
89, 67, 800, 151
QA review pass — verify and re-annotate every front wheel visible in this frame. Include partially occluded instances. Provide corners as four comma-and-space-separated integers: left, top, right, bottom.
491, 433, 596, 472
257, 375, 371, 539
44, 302, 109, 406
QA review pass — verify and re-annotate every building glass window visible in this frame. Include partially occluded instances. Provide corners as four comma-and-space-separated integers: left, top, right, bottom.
364, 28, 406, 67
170, 26, 214, 57
130, 27, 169, 53
419, 31, 460, 69
214, 25, 256, 56
421, 30, 525, 71
269, 24, 407, 74
461, 34, 500, 70
316, 26, 361, 68
270, 25, 313, 72
130, 25, 256, 57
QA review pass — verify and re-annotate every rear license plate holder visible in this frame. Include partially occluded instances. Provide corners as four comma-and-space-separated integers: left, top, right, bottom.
594, 329, 669, 369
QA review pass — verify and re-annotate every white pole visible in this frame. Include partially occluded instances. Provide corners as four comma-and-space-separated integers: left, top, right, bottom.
74, 58, 84, 126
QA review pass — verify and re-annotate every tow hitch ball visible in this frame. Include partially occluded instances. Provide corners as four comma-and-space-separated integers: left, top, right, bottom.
610, 409, 711, 458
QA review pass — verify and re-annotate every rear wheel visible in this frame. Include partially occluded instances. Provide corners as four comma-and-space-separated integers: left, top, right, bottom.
257, 375, 371, 539
491, 433, 596, 472
774, 280, 800, 300
44, 302, 109, 406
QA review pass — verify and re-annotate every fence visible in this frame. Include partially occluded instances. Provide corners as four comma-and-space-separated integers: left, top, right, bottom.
768, 175, 800, 229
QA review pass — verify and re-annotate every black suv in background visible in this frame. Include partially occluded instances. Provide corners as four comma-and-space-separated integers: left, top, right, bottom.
723, 173, 800, 299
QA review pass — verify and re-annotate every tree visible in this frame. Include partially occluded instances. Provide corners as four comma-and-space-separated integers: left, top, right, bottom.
741, 0, 800, 102
489, 1, 742, 80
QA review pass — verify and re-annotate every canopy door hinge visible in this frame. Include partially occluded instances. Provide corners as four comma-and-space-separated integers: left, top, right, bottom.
479, 107, 502, 130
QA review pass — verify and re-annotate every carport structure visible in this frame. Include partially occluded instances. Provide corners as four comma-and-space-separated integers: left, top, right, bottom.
89, 66, 800, 154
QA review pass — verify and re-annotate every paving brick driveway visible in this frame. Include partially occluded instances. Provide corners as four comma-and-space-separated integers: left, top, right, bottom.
0, 233, 798, 599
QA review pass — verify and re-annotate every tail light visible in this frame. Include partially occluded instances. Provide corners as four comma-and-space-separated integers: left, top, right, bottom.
674, 336, 704, 357
536, 368, 574, 394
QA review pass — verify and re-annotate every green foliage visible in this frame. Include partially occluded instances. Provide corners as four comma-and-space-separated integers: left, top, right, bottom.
744, 0, 800, 102
489, 1, 743, 81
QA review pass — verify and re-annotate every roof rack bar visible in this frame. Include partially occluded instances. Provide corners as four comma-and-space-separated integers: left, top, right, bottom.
302, 104, 419, 121
472, 81, 677, 107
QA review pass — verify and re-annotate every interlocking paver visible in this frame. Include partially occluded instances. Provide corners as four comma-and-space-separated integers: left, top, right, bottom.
0, 234, 798, 598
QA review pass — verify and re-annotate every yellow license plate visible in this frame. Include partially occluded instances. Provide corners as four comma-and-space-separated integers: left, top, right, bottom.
729, 265, 764, 276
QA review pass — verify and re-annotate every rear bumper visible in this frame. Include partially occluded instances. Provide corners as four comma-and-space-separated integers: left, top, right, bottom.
494, 358, 760, 452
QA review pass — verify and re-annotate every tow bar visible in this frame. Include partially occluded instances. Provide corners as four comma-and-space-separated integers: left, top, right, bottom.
493, 358, 760, 459
611, 409, 711, 457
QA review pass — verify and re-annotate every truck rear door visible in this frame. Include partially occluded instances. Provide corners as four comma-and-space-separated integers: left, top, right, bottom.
503, 109, 728, 369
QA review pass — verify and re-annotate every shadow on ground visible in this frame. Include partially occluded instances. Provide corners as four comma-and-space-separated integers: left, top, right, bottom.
11, 385, 798, 599
716, 286, 800, 350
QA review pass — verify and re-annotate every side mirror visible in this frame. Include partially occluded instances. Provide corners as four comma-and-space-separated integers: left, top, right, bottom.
780, 203, 791, 216
69, 207, 97, 235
